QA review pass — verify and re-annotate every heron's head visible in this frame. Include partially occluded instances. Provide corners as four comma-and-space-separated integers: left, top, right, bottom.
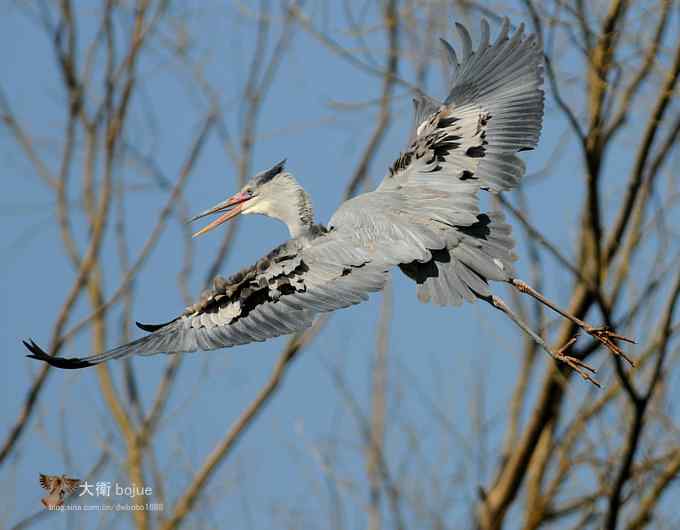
189, 159, 313, 238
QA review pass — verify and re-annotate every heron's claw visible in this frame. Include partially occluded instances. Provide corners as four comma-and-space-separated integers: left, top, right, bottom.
585, 326, 636, 367
553, 337, 600, 387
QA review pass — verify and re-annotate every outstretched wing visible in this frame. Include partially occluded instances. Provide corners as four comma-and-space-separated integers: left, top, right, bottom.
24, 227, 389, 369
380, 18, 543, 197
366, 18, 543, 306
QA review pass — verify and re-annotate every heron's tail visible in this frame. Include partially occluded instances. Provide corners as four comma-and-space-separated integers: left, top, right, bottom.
400, 211, 516, 306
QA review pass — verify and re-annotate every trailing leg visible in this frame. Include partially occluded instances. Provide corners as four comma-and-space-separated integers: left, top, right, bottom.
508, 278, 636, 366
482, 294, 600, 387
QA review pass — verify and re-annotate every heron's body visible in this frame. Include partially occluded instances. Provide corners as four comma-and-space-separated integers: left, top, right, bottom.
25, 19, 632, 382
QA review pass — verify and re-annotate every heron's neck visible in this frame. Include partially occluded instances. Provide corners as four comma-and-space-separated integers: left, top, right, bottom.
285, 185, 315, 238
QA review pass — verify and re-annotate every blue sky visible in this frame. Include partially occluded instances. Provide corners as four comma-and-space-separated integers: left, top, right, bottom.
2, 2, 675, 529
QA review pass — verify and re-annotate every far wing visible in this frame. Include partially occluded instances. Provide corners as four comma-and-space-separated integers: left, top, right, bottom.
379, 18, 543, 197
24, 228, 389, 369
365, 19, 543, 309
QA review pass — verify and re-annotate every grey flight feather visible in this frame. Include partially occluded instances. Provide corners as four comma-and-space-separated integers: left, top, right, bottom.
25, 18, 544, 369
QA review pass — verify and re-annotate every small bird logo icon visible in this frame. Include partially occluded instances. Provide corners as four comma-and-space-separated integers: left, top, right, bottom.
39, 474, 81, 508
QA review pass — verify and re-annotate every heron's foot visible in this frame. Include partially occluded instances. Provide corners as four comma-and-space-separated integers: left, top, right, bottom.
553, 337, 600, 387
508, 278, 637, 370
583, 326, 637, 367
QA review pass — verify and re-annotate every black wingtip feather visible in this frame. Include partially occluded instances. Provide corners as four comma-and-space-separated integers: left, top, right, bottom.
135, 319, 175, 332
23, 339, 94, 369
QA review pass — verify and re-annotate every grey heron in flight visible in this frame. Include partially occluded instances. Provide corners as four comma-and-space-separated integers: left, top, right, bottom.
25, 19, 633, 385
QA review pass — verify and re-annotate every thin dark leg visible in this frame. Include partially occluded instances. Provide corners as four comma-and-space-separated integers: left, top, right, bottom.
508, 278, 636, 366
483, 294, 600, 387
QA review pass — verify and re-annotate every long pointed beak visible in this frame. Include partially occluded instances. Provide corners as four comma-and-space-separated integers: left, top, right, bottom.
188, 192, 251, 238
